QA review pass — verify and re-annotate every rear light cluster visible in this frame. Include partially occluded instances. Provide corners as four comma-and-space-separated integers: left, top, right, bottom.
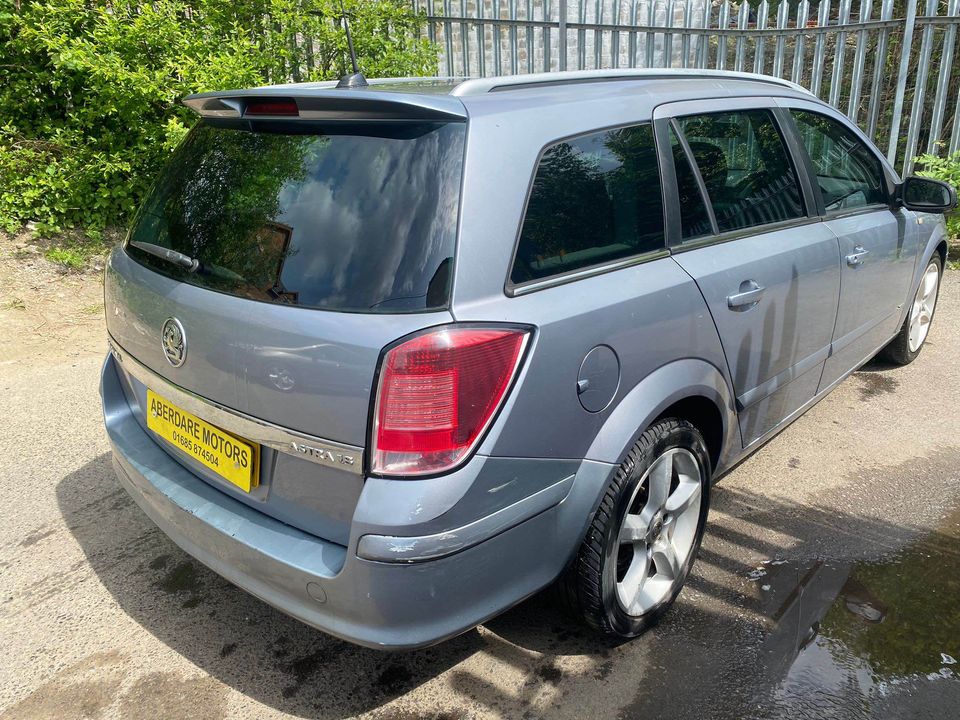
371, 326, 531, 477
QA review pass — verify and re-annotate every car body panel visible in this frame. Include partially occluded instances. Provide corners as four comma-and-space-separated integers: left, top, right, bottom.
819, 209, 920, 388
458, 256, 731, 463
650, 95, 842, 446
583, 357, 740, 472
450, 77, 814, 307
105, 247, 454, 545
670, 224, 841, 446
769, 97, 923, 391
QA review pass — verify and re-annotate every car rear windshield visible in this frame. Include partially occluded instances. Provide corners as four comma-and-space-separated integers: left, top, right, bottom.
125, 120, 465, 312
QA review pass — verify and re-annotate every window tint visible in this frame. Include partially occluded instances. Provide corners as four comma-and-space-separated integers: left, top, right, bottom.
126, 121, 464, 313
790, 110, 888, 211
669, 128, 713, 240
676, 109, 805, 233
510, 123, 664, 284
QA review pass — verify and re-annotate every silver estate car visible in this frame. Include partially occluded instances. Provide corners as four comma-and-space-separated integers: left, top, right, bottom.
101, 69, 955, 649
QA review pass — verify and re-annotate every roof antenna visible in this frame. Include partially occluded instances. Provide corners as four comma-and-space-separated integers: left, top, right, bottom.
335, 1, 368, 88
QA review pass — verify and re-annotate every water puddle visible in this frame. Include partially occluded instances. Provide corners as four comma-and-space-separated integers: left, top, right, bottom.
747, 510, 960, 718
621, 507, 960, 719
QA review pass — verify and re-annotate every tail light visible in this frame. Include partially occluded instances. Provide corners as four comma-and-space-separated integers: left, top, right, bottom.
371, 326, 531, 477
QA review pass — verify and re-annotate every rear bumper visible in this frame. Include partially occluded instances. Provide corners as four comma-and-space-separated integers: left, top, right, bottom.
102, 353, 608, 649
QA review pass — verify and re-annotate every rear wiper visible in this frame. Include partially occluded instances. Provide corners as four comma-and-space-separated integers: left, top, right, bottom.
130, 240, 245, 282
130, 241, 201, 271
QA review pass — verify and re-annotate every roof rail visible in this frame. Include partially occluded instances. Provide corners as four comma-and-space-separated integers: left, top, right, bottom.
451, 69, 813, 97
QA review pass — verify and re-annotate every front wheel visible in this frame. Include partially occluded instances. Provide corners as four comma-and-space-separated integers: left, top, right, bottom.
879, 255, 942, 366
561, 419, 711, 638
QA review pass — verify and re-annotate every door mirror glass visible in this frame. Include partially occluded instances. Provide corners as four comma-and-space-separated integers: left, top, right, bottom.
901, 176, 957, 213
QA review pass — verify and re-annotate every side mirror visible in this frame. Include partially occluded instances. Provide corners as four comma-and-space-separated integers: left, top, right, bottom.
899, 176, 958, 214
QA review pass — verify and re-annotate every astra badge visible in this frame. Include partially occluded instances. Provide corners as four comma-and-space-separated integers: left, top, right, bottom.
161, 317, 187, 367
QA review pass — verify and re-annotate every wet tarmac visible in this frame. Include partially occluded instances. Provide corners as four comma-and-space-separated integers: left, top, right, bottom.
626, 507, 960, 720
3, 267, 960, 719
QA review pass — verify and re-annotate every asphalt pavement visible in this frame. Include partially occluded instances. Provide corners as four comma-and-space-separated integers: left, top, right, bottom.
1, 269, 958, 720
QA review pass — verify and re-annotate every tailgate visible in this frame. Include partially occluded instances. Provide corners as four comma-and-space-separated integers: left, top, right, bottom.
105, 248, 453, 544
103, 106, 464, 544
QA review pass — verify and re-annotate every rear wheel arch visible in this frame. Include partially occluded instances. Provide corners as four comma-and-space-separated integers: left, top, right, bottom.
560, 417, 712, 636
584, 358, 739, 478
653, 396, 724, 475
555, 361, 737, 596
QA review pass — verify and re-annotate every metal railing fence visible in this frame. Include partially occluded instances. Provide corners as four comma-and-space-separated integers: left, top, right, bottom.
413, 0, 960, 175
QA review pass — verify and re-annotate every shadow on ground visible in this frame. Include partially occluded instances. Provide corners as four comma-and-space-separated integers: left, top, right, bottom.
48, 444, 960, 720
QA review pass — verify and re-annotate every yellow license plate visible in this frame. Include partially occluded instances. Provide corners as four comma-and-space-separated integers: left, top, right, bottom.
146, 389, 259, 492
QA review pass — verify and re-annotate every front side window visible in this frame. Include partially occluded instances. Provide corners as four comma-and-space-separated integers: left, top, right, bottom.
510, 123, 665, 285
676, 109, 805, 233
790, 110, 888, 212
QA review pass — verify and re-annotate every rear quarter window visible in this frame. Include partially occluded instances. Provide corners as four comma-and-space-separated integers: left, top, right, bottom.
510, 122, 665, 286
125, 121, 465, 313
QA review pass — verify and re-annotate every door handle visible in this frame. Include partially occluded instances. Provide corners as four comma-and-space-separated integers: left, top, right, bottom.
727, 281, 765, 309
846, 246, 870, 267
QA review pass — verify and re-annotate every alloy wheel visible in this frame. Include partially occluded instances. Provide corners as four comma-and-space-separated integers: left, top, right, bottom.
908, 262, 940, 353
613, 448, 704, 616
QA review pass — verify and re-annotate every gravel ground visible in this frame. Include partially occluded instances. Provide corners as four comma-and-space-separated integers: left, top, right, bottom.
1, 244, 958, 720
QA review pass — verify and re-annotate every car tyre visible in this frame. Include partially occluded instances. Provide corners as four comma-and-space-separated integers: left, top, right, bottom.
879, 255, 942, 366
560, 418, 711, 638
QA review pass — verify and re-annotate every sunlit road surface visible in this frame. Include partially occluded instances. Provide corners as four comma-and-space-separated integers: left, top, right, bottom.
2, 270, 959, 720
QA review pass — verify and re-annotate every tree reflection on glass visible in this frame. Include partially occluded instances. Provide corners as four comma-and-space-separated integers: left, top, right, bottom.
125, 121, 464, 312
512, 123, 664, 284
130, 127, 316, 300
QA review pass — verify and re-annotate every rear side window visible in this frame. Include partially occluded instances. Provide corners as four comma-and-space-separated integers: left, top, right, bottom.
510, 123, 664, 285
790, 110, 888, 211
676, 109, 805, 233
126, 121, 464, 313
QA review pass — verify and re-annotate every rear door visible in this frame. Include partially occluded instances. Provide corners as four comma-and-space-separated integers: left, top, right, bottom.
655, 97, 841, 447
779, 101, 921, 388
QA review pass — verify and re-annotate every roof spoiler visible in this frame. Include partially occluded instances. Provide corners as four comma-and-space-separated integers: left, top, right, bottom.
182, 87, 467, 122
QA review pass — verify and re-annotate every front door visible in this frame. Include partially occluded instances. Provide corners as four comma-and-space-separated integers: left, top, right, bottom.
782, 104, 920, 388
656, 99, 841, 447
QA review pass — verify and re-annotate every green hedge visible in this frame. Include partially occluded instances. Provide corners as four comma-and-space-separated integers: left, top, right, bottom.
0, 0, 437, 234
914, 150, 960, 242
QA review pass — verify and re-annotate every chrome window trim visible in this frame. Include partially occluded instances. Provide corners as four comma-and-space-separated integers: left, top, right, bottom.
107, 336, 364, 475
506, 249, 671, 296
668, 216, 823, 255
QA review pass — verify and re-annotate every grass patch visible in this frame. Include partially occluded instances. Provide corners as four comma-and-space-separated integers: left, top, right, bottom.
45, 246, 89, 270
81, 302, 104, 315
948, 239, 960, 271
4, 297, 25, 310
32, 227, 117, 272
